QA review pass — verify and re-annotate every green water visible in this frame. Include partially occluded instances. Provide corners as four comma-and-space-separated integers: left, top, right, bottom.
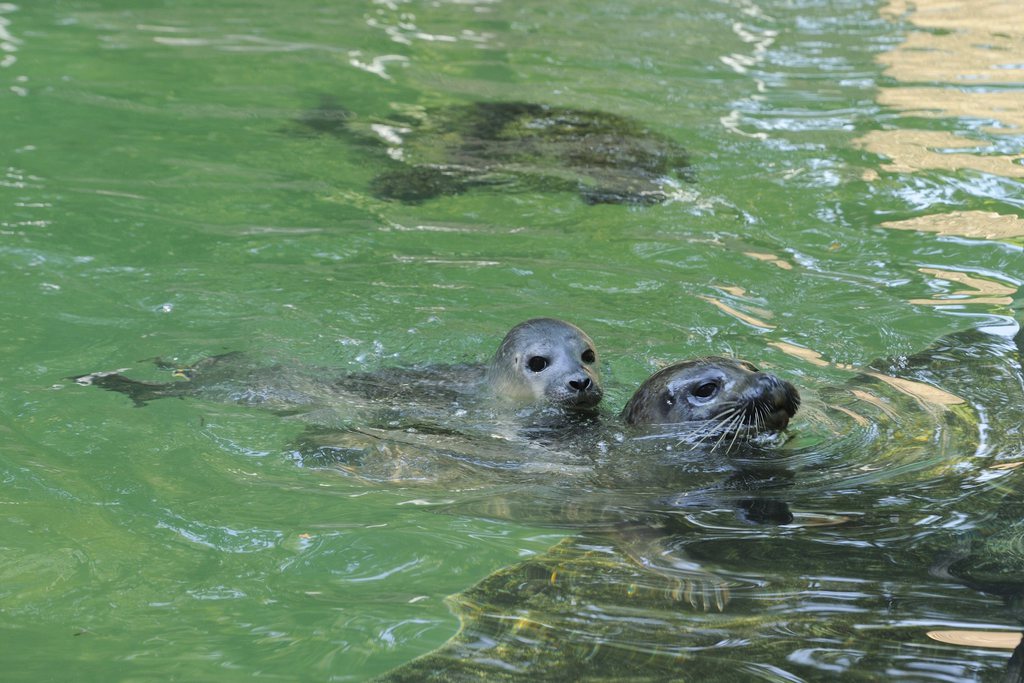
3, 0, 1023, 680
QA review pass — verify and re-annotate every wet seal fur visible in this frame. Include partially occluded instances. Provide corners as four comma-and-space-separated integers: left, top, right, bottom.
622, 356, 800, 438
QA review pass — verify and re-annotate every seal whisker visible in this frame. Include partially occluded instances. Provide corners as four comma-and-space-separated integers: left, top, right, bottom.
727, 418, 744, 453
687, 408, 740, 450
723, 411, 746, 454
750, 403, 764, 435
710, 411, 744, 452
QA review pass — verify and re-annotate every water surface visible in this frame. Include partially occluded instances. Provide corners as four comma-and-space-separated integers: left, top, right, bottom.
2, 0, 1023, 680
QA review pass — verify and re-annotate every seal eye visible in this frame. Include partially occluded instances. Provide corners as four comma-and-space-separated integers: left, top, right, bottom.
692, 382, 718, 399
581, 349, 596, 364
527, 356, 549, 373
663, 391, 676, 407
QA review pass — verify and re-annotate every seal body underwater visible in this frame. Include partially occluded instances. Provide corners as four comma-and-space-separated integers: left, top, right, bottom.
622, 356, 800, 437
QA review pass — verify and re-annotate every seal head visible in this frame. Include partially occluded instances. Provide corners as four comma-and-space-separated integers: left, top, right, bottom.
485, 318, 602, 411
622, 356, 799, 433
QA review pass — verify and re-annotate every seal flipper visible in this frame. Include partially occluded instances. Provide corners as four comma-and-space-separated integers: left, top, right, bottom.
72, 370, 192, 407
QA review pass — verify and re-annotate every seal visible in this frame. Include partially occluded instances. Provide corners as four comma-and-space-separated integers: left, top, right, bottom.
73, 317, 603, 414
486, 317, 602, 410
621, 356, 799, 434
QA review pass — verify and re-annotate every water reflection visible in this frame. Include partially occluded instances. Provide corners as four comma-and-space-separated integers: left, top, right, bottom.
883, 210, 1024, 242
858, 129, 1024, 178
908, 267, 1016, 307
0, 3, 20, 73
857, 0, 1024, 242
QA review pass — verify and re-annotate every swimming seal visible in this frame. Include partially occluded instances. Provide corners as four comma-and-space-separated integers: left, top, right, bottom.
621, 356, 799, 434
73, 317, 603, 414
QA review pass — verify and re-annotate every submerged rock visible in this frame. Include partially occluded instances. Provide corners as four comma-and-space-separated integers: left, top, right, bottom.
299, 99, 693, 204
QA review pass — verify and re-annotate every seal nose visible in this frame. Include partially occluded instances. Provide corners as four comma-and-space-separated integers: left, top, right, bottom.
742, 373, 801, 427
569, 377, 592, 393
